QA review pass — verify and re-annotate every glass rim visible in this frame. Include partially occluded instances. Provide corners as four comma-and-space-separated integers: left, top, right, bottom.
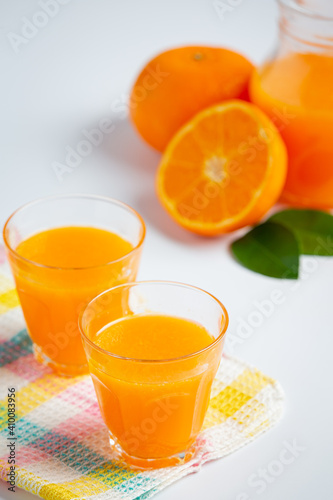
278, 0, 333, 21
3, 194, 146, 271
79, 280, 229, 364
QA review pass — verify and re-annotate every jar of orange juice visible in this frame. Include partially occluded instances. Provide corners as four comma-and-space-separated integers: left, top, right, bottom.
250, 0, 333, 208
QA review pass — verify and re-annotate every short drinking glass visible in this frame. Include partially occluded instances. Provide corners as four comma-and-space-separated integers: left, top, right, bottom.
80, 281, 228, 469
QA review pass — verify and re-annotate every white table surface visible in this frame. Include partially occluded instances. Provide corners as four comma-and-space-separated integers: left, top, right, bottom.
1, 1, 332, 499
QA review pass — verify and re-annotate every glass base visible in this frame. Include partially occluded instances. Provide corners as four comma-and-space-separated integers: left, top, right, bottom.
109, 432, 197, 470
33, 344, 89, 377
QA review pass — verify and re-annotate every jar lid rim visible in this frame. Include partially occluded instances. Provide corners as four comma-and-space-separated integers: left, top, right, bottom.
278, 0, 333, 21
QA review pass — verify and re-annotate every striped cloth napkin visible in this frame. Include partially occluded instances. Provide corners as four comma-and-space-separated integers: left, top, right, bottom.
0, 270, 284, 500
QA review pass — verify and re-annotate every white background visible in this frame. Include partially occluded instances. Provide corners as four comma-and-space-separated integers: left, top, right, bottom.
0, 1, 332, 499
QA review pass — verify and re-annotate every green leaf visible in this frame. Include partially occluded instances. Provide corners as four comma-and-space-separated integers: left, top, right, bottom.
231, 221, 299, 279
269, 209, 333, 256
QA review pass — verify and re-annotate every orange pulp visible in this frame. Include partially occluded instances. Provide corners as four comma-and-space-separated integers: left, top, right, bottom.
156, 100, 287, 235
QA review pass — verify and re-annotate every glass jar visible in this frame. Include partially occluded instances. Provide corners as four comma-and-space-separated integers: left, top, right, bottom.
250, 0, 333, 208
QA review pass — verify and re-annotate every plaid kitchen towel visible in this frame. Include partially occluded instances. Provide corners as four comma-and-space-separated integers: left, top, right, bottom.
0, 271, 284, 500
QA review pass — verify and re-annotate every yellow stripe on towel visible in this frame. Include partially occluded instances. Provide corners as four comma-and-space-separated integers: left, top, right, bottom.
0, 288, 19, 314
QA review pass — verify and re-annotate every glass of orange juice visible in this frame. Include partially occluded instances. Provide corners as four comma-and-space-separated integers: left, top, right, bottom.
3, 194, 145, 376
250, 0, 333, 208
79, 281, 228, 469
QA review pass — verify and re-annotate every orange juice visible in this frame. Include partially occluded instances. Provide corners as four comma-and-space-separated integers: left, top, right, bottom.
250, 53, 333, 208
17, 227, 133, 268
12, 227, 136, 374
88, 314, 218, 465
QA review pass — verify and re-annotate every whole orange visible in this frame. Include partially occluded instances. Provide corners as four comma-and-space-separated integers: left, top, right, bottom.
129, 46, 254, 152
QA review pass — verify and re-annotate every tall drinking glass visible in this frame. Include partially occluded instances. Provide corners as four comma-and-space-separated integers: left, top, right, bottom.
3, 194, 145, 376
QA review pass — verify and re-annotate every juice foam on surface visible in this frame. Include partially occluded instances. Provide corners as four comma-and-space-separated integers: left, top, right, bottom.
16, 226, 133, 268
94, 314, 215, 360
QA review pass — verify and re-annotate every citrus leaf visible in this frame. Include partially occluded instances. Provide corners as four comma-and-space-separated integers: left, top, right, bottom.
269, 209, 333, 256
231, 221, 299, 279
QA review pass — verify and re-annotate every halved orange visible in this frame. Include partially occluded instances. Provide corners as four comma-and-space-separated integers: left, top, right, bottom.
156, 100, 287, 235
